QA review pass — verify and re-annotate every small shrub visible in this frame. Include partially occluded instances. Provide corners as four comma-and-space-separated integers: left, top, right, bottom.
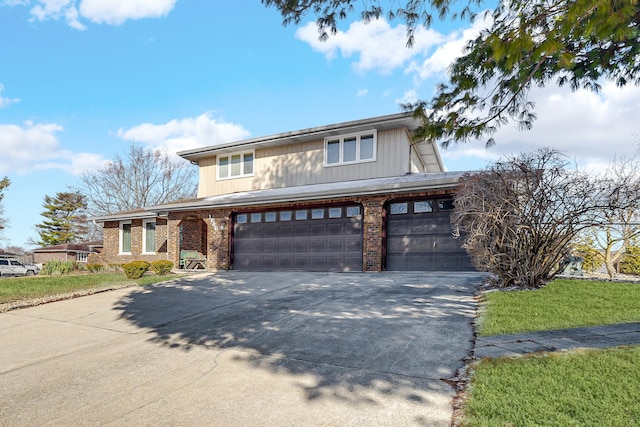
620, 246, 640, 275
86, 263, 104, 273
150, 260, 174, 275
122, 261, 151, 279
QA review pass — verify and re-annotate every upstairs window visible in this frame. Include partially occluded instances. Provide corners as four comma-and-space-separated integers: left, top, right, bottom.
217, 151, 254, 180
324, 131, 376, 166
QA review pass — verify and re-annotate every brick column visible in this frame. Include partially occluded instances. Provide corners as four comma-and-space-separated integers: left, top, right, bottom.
362, 197, 386, 272
206, 209, 232, 270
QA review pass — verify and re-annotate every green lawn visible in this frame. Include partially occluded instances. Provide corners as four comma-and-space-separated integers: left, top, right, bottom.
0, 273, 176, 304
477, 279, 640, 336
462, 278, 640, 426
463, 346, 640, 427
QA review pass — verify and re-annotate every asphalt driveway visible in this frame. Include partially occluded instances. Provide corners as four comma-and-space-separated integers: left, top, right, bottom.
0, 271, 484, 426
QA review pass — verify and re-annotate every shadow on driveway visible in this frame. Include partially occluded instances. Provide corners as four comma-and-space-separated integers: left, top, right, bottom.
114, 271, 482, 417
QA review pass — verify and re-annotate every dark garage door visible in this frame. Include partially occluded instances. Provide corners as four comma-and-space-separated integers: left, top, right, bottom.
233, 205, 363, 271
386, 198, 474, 271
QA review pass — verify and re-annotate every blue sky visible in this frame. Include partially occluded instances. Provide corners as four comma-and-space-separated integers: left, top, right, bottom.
1, 0, 638, 249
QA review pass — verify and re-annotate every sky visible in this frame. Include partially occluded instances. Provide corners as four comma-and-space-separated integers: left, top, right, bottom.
0, 0, 638, 249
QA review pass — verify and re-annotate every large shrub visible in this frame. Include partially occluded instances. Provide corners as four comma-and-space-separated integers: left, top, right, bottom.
150, 260, 174, 275
620, 246, 640, 275
122, 261, 151, 279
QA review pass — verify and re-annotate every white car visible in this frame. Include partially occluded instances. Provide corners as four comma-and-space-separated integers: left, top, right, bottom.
0, 258, 40, 277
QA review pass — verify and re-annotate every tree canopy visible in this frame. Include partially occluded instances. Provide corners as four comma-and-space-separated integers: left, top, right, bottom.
263, 0, 640, 146
76, 144, 197, 216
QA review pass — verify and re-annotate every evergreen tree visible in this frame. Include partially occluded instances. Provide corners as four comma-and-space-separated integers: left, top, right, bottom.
35, 192, 88, 246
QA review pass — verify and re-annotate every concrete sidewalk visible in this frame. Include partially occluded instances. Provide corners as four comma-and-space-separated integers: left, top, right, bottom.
474, 322, 640, 359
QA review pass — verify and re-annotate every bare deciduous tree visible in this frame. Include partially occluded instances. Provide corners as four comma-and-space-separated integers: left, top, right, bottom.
577, 149, 640, 278
452, 148, 638, 289
76, 144, 197, 216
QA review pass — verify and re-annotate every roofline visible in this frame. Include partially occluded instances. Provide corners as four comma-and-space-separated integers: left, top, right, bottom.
91, 210, 166, 223
103, 173, 464, 216
177, 112, 421, 161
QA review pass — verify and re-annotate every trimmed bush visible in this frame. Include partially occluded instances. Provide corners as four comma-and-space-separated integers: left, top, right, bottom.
122, 261, 151, 279
150, 260, 174, 275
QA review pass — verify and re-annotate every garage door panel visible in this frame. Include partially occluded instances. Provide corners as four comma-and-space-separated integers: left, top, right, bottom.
309, 240, 326, 252
327, 240, 344, 252
234, 206, 363, 272
278, 240, 293, 252
263, 225, 279, 238
386, 199, 474, 272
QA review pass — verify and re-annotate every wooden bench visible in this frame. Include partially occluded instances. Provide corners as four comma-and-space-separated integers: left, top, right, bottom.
179, 250, 206, 269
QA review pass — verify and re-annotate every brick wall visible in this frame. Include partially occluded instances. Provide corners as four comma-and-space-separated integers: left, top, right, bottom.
95, 189, 457, 272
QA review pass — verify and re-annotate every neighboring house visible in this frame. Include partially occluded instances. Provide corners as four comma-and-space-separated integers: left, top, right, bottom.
0, 249, 18, 259
92, 112, 474, 272
33, 241, 103, 265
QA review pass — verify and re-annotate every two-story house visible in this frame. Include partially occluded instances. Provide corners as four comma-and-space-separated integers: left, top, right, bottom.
92, 112, 473, 272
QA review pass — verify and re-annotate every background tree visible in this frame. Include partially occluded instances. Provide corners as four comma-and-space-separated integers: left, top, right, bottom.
0, 176, 10, 241
578, 150, 640, 278
34, 191, 88, 246
452, 148, 638, 289
76, 144, 197, 216
263, 0, 640, 145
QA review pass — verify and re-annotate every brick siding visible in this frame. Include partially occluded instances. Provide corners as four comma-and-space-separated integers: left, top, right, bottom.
94, 190, 456, 272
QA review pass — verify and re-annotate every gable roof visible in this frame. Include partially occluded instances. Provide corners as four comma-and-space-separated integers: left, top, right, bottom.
177, 112, 443, 170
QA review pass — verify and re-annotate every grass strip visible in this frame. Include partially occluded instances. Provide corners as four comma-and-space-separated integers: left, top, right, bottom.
463, 346, 640, 427
0, 273, 176, 304
478, 279, 640, 336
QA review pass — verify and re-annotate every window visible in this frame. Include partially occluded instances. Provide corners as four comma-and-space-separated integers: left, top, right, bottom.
217, 151, 254, 179
236, 214, 248, 224
250, 213, 262, 223
328, 207, 342, 218
295, 210, 308, 220
414, 201, 433, 213
120, 221, 132, 254
324, 131, 377, 166
76, 252, 88, 263
143, 220, 156, 253
439, 199, 455, 211
280, 211, 292, 221
390, 203, 408, 215
346, 206, 361, 217
265, 212, 276, 222
312, 209, 324, 219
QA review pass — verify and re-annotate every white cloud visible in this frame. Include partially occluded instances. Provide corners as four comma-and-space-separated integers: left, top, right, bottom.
296, 18, 444, 74
22, 0, 177, 29
356, 89, 368, 97
117, 112, 252, 155
440, 82, 640, 173
0, 121, 106, 175
405, 15, 492, 81
79, 0, 177, 25
0, 84, 20, 108
29, 0, 85, 30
